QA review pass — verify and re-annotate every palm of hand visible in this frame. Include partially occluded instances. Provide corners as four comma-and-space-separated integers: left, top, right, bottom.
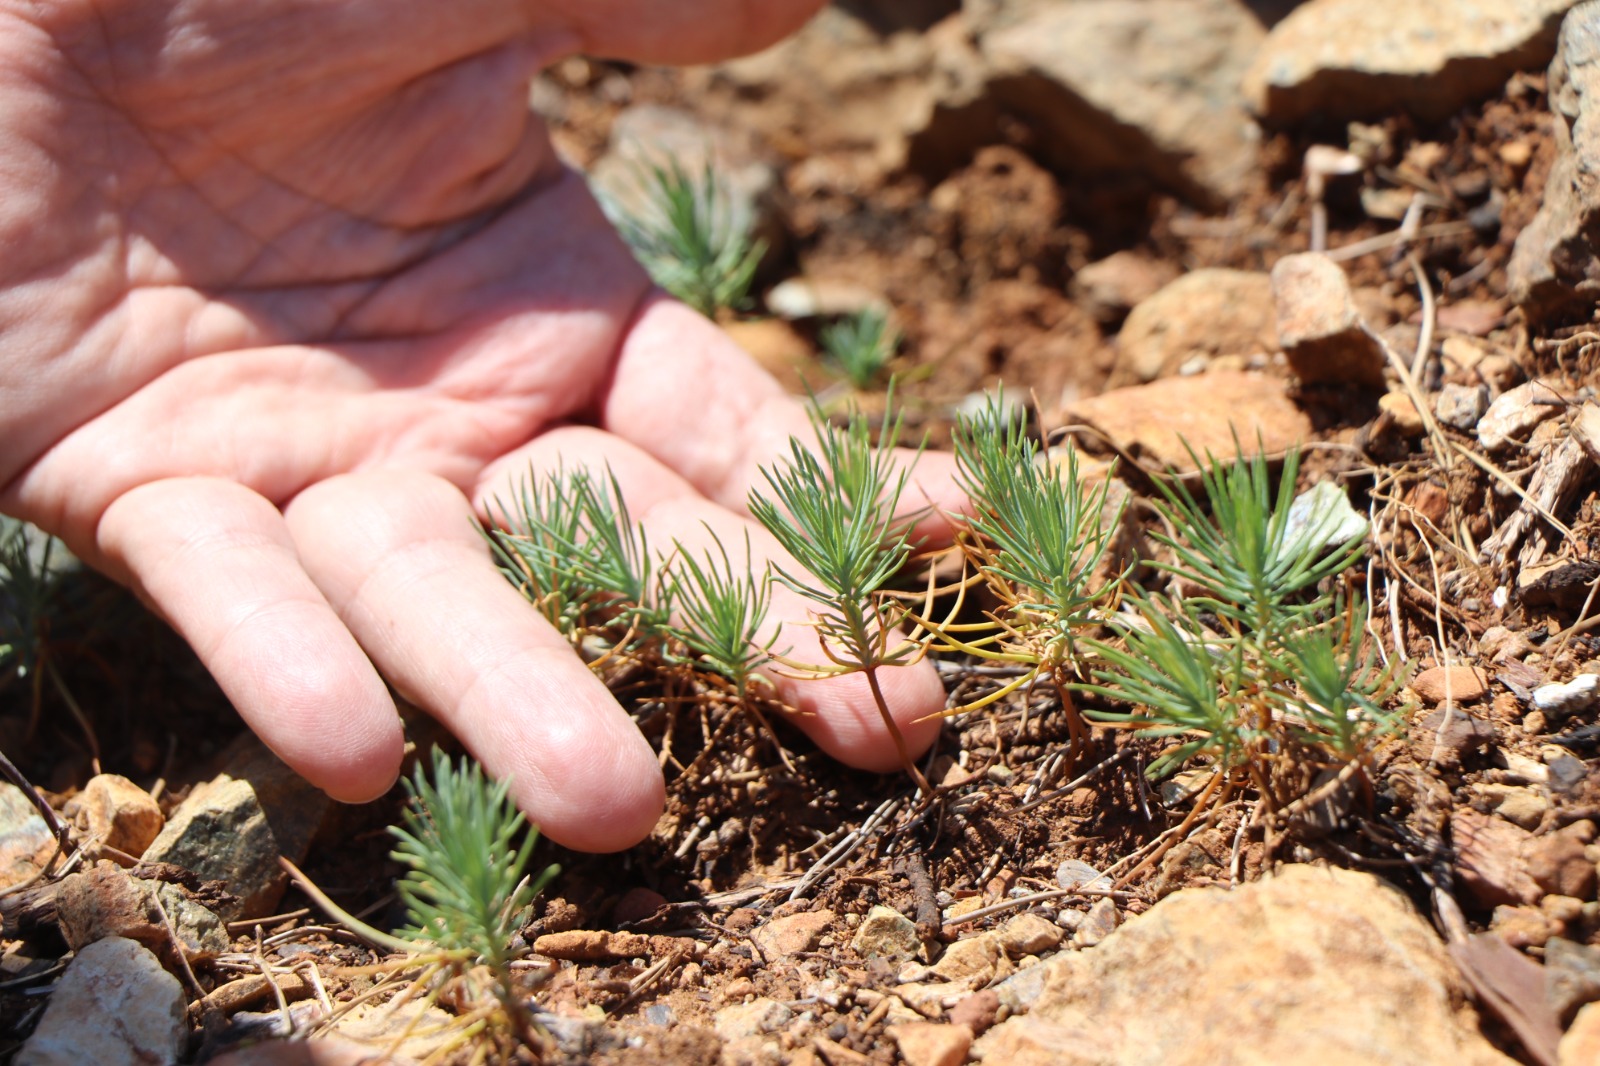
0, 0, 949, 850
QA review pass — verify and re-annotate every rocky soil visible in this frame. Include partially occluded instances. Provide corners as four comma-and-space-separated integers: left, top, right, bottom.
6, 1, 1600, 1064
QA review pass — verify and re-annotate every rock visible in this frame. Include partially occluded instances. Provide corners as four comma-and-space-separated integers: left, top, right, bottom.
1562, 1002, 1600, 1066
932, 933, 1001, 984
1285, 479, 1369, 558
1070, 251, 1181, 327
1246, 0, 1571, 126
755, 909, 834, 959
1491, 902, 1562, 948
64, 775, 163, 859
1061, 371, 1311, 475
1116, 269, 1276, 383
611, 887, 668, 926
1478, 378, 1573, 450
1475, 783, 1550, 830
1527, 825, 1599, 899
333, 1000, 458, 1062
55, 861, 229, 967
1270, 252, 1387, 387
530, 929, 697, 961
1377, 392, 1425, 436
1512, 2, 1600, 315
1412, 666, 1492, 705
0, 782, 56, 891
14, 937, 185, 1066
1534, 674, 1600, 719
765, 277, 889, 320
588, 104, 779, 252
1436, 383, 1491, 431
141, 740, 330, 920
853, 905, 922, 961
702, 6, 971, 180
888, 1021, 974, 1066
973, 0, 1264, 203
1545, 752, 1590, 795
948, 989, 1001, 1035
1453, 807, 1541, 908
971, 866, 1514, 1066
1074, 897, 1120, 948
1409, 707, 1495, 769
996, 913, 1064, 958
1546, 938, 1600, 1022
714, 997, 793, 1041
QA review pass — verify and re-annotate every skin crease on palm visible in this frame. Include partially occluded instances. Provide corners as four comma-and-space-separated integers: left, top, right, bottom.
0, 0, 967, 852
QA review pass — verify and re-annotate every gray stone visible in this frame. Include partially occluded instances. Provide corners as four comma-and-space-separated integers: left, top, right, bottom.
1074, 897, 1120, 948
1511, 1, 1600, 316
852, 905, 923, 961
15, 937, 185, 1066
1546, 937, 1600, 1022
1271, 252, 1387, 388
56, 861, 229, 967
141, 740, 330, 920
974, 0, 1264, 203
1246, 0, 1572, 126
972, 866, 1514, 1066
1435, 382, 1491, 430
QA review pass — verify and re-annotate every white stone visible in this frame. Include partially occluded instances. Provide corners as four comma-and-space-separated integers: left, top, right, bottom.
15, 937, 185, 1066
1533, 674, 1600, 719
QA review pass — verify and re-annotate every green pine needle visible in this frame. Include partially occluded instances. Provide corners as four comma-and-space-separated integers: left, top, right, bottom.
605, 159, 765, 318
820, 308, 897, 390
389, 749, 558, 972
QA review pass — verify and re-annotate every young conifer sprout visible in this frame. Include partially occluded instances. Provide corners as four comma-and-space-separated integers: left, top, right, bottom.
388, 748, 560, 1048
484, 466, 597, 641
603, 159, 765, 319
913, 394, 1125, 761
486, 464, 673, 653
748, 394, 932, 793
665, 530, 779, 692
1079, 444, 1406, 818
820, 307, 898, 390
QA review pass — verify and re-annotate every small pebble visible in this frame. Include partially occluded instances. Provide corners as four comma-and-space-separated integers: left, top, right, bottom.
1533, 674, 1600, 719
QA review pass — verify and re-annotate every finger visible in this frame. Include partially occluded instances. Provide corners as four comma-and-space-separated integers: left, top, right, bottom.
599, 295, 968, 540
95, 478, 403, 803
476, 428, 943, 772
283, 469, 664, 853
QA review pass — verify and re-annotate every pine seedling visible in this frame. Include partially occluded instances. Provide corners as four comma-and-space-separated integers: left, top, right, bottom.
486, 465, 672, 647
666, 531, 779, 691
898, 394, 1125, 759
1148, 443, 1364, 639
1078, 596, 1253, 780
820, 308, 897, 390
389, 749, 558, 1041
748, 394, 931, 791
1079, 443, 1401, 819
606, 159, 764, 319
952, 395, 1124, 655
485, 466, 597, 640
1269, 596, 1407, 762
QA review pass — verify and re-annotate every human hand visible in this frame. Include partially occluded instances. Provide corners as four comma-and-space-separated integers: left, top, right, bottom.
0, 0, 961, 850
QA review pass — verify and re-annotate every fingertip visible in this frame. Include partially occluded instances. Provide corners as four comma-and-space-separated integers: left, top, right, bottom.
496, 711, 666, 853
